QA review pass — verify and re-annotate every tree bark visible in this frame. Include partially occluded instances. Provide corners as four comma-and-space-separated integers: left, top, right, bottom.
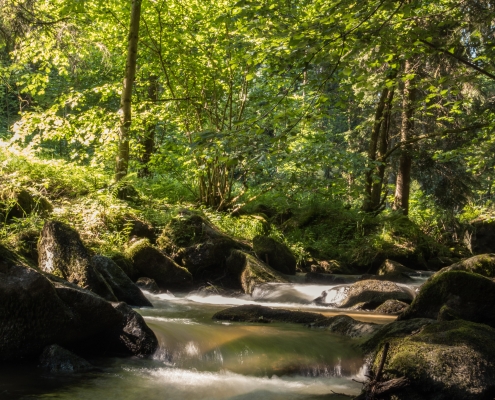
139, 74, 158, 178
394, 60, 416, 215
115, 0, 142, 182
369, 87, 395, 211
362, 87, 389, 212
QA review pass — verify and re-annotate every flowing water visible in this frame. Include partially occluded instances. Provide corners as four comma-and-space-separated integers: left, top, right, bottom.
1, 273, 431, 400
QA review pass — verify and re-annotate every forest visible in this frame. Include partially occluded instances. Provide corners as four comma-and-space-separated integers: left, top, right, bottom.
1, 0, 495, 399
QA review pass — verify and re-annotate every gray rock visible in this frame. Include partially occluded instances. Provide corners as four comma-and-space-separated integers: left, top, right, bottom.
374, 299, 409, 315
335, 279, 414, 309
253, 235, 297, 275
0, 264, 158, 361
399, 270, 495, 328
222, 250, 288, 294
39, 344, 94, 373
38, 220, 117, 301
125, 239, 192, 290
136, 277, 160, 294
92, 255, 152, 307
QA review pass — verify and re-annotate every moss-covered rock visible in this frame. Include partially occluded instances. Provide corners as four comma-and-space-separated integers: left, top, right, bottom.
436, 253, 495, 278
374, 299, 409, 315
125, 239, 192, 290
378, 259, 416, 276
1, 187, 52, 219
335, 279, 414, 309
398, 270, 495, 328
368, 320, 495, 400
471, 219, 495, 254
252, 235, 297, 275
222, 250, 288, 294
38, 220, 117, 301
110, 252, 138, 281
92, 255, 152, 307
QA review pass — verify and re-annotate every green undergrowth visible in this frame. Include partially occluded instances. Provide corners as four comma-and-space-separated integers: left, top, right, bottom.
0, 145, 477, 271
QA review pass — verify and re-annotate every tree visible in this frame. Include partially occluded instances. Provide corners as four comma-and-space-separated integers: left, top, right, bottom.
115, 0, 142, 182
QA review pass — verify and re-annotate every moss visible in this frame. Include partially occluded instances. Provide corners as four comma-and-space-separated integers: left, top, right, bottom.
125, 238, 152, 261
399, 270, 495, 327
439, 254, 495, 278
371, 320, 495, 399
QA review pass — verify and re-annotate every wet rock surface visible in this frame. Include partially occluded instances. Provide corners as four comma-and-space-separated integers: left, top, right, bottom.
316, 279, 414, 310
92, 255, 152, 307
39, 345, 94, 374
374, 299, 409, 315
213, 305, 378, 338
136, 277, 160, 294
0, 264, 158, 362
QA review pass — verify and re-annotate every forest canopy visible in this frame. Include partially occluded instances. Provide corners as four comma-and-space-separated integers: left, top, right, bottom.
1, 0, 494, 218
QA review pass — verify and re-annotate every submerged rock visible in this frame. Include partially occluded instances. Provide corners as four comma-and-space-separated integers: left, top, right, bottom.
39, 344, 94, 374
0, 264, 158, 361
435, 253, 495, 278
125, 239, 192, 290
38, 220, 117, 301
398, 270, 495, 328
92, 255, 152, 307
252, 235, 297, 275
213, 305, 377, 338
213, 305, 326, 324
222, 250, 288, 294
367, 320, 495, 400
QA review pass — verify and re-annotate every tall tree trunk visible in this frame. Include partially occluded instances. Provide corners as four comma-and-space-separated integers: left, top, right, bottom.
139, 74, 158, 178
362, 87, 389, 212
115, 0, 142, 182
370, 87, 395, 210
394, 60, 416, 215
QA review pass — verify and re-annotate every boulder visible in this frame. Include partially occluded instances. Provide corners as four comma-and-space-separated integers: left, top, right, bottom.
1, 187, 52, 219
309, 260, 351, 274
374, 299, 409, 315
111, 302, 158, 357
361, 318, 437, 354
326, 279, 414, 309
125, 239, 192, 290
398, 270, 495, 328
378, 259, 415, 276
92, 255, 152, 307
222, 250, 288, 294
110, 253, 138, 281
436, 253, 495, 278
366, 320, 495, 400
311, 315, 379, 338
136, 277, 160, 294
427, 256, 461, 271
179, 237, 238, 279
0, 264, 158, 361
252, 235, 297, 275
38, 220, 117, 301
39, 344, 94, 374
471, 219, 495, 254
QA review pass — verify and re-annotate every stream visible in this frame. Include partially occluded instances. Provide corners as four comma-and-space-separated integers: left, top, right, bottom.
0, 273, 431, 400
